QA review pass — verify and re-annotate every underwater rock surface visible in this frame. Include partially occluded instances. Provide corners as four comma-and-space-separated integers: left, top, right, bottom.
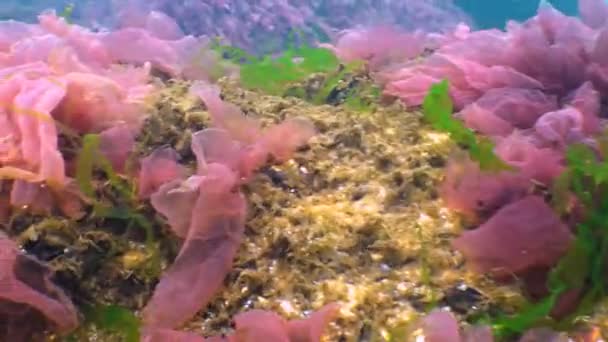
145, 79, 479, 340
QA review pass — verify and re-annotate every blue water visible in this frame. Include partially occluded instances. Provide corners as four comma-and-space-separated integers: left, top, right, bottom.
457, 0, 579, 29
0, 0, 587, 43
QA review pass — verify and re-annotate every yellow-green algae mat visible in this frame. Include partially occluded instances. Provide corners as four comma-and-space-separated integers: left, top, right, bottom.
138, 79, 526, 341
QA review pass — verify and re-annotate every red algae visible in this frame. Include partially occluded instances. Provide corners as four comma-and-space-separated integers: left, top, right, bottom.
0, 236, 78, 340
143, 164, 246, 328
321, 27, 428, 69
417, 310, 496, 342
98, 125, 136, 173
0, 7, 226, 340
0, 11, 166, 217
416, 310, 577, 342
107, 0, 469, 55
440, 156, 529, 221
452, 195, 573, 278
419, 310, 462, 342
566, 82, 601, 135
190, 81, 316, 178
458, 87, 557, 137
137, 147, 186, 199
142, 303, 339, 342
140, 84, 317, 331
494, 133, 565, 185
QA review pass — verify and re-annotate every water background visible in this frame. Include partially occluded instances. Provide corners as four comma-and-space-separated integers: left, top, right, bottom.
0, 0, 584, 31
456, 0, 578, 28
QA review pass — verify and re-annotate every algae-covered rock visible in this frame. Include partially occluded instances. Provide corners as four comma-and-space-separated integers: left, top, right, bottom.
8, 72, 527, 341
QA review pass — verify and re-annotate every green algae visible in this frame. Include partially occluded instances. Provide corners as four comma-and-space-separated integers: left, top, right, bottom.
212, 40, 379, 112
312, 61, 364, 103
549, 143, 608, 328
240, 46, 339, 95
76, 134, 144, 226
87, 304, 140, 342
314, 61, 381, 113
75, 134, 99, 198
74, 133, 161, 280
65, 304, 140, 342
59, 3, 75, 23
282, 62, 382, 116
490, 286, 565, 338
422, 80, 511, 172
75, 133, 133, 202
212, 39, 340, 95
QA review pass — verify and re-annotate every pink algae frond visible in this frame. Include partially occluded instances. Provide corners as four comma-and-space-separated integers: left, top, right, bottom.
452, 196, 573, 278
351, 5, 606, 314
324, 26, 429, 69
418, 310, 463, 342
440, 156, 529, 221
190, 81, 316, 177
140, 83, 316, 331
141, 303, 340, 342
137, 148, 186, 200
98, 124, 137, 174
190, 81, 262, 144
0, 236, 79, 340
0, 8, 182, 216
141, 123, 314, 328
142, 164, 246, 328
493, 132, 565, 185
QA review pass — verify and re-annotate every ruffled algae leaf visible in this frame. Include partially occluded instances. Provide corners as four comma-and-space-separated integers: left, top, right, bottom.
422, 80, 511, 172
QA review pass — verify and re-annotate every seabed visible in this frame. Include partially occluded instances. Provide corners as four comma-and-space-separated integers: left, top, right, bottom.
17, 70, 560, 341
